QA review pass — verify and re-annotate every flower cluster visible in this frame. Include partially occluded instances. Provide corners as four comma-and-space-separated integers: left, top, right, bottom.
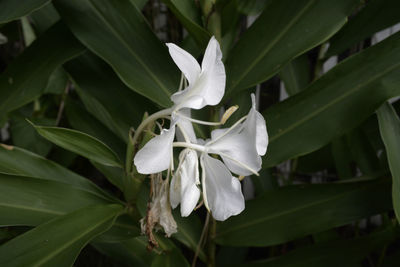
133, 37, 268, 224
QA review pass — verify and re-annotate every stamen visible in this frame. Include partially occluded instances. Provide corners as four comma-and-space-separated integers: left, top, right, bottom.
206, 115, 247, 146
217, 152, 259, 176
175, 112, 223, 126
173, 142, 206, 153
176, 123, 191, 143
220, 105, 239, 124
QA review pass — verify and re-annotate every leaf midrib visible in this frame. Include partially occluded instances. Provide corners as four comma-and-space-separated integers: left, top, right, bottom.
32, 209, 118, 266
87, 0, 172, 101
230, 0, 316, 91
216, 182, 381, 237
269, 61, 400, 143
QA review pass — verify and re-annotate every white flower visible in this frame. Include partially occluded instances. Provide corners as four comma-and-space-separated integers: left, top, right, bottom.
169, 94, 268, 221
206, 94, 268, 176
134, 36, 225, 174
170, 149, 200, 217
167, 36, 225, 110
134, 124, 175, 174
200, 154, 245, 221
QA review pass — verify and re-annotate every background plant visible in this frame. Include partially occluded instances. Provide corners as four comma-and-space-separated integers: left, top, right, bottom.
1, 0, 400, 266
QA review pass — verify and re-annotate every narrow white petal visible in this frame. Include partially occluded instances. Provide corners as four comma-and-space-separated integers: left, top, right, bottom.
199, 36, 225, 106
201, 154, 245, 221
170, 169, 181, 209
255, 110, 268, 156
249, 94, 268, 155
175, 109, 198, 143
208, 131, 261, 176
166, 43, 201, 86
179, 149, 200, 216
134, 126, 175, 174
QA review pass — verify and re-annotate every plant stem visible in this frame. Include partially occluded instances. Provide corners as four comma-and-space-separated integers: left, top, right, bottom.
207, 217, 217, 267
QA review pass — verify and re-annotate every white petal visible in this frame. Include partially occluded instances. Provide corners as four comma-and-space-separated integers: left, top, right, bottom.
179, 149, 200, 216
255, 110, 268, 155
200, 154, 245, 221
169, 168, 181, 209
170, 149, 200, 216
175, 109, 198, 143
199, 36, 225, 106
249, 94, 268, 155
208, 131, 261, 176
134, 126, 175, 174
166, 43, 201, 86
171, 37, 225, 110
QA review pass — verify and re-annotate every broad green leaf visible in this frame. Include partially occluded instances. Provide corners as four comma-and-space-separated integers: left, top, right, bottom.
65, 99, 126, 160
33, 124, 123, 168
95, 215, 140, 243
9, 115, 55, 157
0, 204, 123, 267
377, 102, 400, 222
263, 31, 400, 167
94, 236, 157, 267
235, 0, 269, 15
0, 22, 84, 114
215, 179, 392, 246
65, 52, 156, 142
172, 211, 206, 262
129, 0, 148, 10
90, 162, 124, 191
0, 173, 112, 226
29, 3, 60, 34
43, 68, 68, 94
225, 0, 358, 95
55, 0, 179, 107
279, 54, 310, 96
0, 0, 50, 23
162, 0, 210, 48
0, 144, 110, 199
234, 226, 399, 267
327, 0, 400, 58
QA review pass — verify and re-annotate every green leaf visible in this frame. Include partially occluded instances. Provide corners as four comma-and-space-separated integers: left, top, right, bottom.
0, 173, 112, 226
0, 204, 123, 267
279, 54, 310, 96
54, 0, 179, 107
0, 22, 84, 114
263, 31, 400, 167
0, 0, 50, 23
93, 236, 157, 267
32, 124, 123, 168
162, 0, 210, 48
172, 211, 206, 262
65, 99, 126, 160
327, 0, 400, 58
234, 226, 399, 267
0, 144, 110, 199
215, 179, 392, 246
65, 52, 156, 142
377, 102, 400, 222
225, 0, 358, 95
9, 115, 55, 157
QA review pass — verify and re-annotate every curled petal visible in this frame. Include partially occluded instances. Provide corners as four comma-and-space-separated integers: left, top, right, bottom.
170, 149, 200, 217
166, 43, 201, 86
170, 37, 225, 110
200, 154, 245, 221
134, 126, 175, 174
208, 129, 262, 176
174, 109, 198, 143
249, 94, 268, 156
200, 36, 225, 106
